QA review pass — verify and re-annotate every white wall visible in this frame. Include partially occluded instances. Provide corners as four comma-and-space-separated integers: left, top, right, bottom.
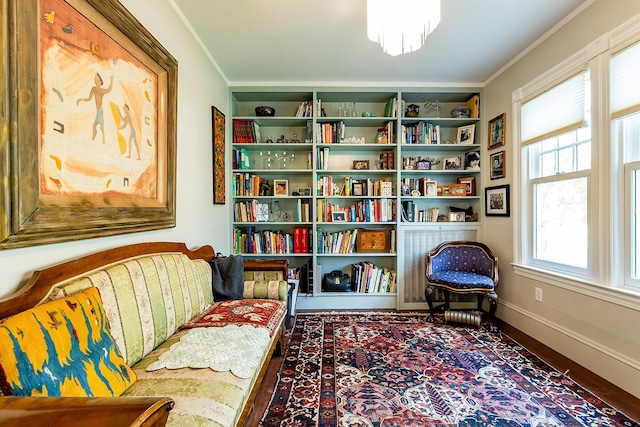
0, 0, 231, 298
484, 0, 640, 398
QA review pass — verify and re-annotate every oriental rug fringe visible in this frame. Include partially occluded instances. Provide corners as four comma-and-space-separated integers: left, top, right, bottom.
260, 312, 639, 427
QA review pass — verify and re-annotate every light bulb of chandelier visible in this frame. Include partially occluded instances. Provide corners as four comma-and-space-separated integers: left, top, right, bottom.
367, 0, 441, 56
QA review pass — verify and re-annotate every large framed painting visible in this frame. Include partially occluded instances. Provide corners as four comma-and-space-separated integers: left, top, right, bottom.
0, 0, 178, 248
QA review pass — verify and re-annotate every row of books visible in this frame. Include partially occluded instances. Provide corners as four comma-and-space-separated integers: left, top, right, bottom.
233, 120, 262, 144
401, 201, 440, 222
317, 228, 358, 254
384, 97, 403, 118
232, 148, 251, 170
350, 262, 397, 293
316, 198, 396, 223
232, 227, 312, 254
295, 101, 314, 117
232, 173, 268, 197
400, 122, 441, 145
233, 119, 314, 143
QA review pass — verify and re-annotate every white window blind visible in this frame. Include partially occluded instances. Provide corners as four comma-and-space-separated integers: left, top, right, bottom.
611, 41, 640, 119
521, 72, 587, 146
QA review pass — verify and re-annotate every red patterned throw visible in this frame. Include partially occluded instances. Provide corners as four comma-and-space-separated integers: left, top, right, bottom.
181, 299, 286, 336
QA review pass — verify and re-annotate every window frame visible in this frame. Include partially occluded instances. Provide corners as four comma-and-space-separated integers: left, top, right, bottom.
513, 23, 640, 308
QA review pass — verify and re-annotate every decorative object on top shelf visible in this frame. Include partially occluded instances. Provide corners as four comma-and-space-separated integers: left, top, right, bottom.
488, 113, 506, 149
260, 151, 294, 169
423, 99, 441, 117
450, 106, 471, 118
485, 184, 510, 217
212, 106, 226, 204
353, 160, 370, 170
361, 111, 375, 117
255, 106, 275, 116
490, 150, 505, 179
405, 104, 420, 117
276, 135, 288, 144
367, 0, 441, 56
457, 124, 475, 145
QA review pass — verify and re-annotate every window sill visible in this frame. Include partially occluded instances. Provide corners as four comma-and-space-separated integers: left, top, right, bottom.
512, 263, 640, 312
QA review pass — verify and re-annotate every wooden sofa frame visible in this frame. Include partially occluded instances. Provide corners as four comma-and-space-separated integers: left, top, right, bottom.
0, 242, 287, 427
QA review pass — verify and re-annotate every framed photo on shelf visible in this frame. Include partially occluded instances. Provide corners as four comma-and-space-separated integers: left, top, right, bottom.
416, 160, 431, 170
464, 150, 481, 170
274, 179, 289, 196
352, 182, 364, 196
457, 176, 476, 196
488, 113, 506, 149
298, 187, 312, 196
490, 150, 506, 179
443, 156, 463, 170
457, 124, 475, 144
449, 212, 466, 222
331, 211, 347, 222
448, 183, 467, 196
485, 185, 510, 217
425, 180, 438, 196
353, 160, 370, 170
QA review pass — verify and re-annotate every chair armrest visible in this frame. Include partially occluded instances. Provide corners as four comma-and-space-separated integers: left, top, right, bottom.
242, 259, 289, 302
243, 259, 288, 277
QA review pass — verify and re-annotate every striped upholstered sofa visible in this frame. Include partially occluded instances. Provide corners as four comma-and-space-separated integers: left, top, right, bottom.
0, 242, 288, 426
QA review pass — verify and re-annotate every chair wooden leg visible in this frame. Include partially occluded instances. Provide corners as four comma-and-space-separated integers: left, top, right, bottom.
487, 291, 499, 332
476, 294, 485, 311
425, 285, 436, 322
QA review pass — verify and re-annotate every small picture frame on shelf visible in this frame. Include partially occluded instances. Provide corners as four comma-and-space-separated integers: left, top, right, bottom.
331, 211, 347, 222
273, 179, 288, 196
457, 176, 476, 196
443, 156, 463, 170
464, 151, 481, 170
416, 160, 431, 170
353, 160, 370, 170
457, 124, 475, 145
298, 187, 312, 196
488, 113, 506, 149
439, 186, 450, 196
449, 212, 466, 222
425, 180, 438, 196
490, 150, 505, 179
448, 183, 467, 197
352, 182, 364, 196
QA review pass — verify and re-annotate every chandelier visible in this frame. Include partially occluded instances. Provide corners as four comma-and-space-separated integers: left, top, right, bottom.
367, 0, 441, 56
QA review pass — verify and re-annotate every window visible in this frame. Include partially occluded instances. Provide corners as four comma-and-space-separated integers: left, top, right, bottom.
516, 24, 640, 295
520, 71, 592, 276
612, 41, 640, 290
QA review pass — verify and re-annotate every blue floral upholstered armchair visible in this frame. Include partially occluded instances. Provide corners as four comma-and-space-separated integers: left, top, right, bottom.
425, 241, 499, 331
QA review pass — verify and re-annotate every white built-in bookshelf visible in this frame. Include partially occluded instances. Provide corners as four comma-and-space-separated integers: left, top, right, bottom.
229, 88, 483, 310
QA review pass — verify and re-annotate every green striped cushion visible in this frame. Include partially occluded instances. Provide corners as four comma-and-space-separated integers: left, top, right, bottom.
123, 328, 277, 427
41, 253, 213, 366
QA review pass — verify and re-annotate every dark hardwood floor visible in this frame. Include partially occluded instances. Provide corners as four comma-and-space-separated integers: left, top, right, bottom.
245, 314, 640, 426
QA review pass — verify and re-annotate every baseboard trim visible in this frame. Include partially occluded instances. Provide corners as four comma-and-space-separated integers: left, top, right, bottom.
500, 300, 640, 398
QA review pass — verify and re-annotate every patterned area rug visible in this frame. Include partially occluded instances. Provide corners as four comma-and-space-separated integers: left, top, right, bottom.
260, 312, 639, 427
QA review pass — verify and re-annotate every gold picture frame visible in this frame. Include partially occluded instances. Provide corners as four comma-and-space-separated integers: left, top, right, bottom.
1, 0, 178, 249
488, 113, 506, 149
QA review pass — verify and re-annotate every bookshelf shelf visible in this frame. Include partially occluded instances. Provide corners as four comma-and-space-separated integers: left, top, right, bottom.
230, 86, 483, 310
